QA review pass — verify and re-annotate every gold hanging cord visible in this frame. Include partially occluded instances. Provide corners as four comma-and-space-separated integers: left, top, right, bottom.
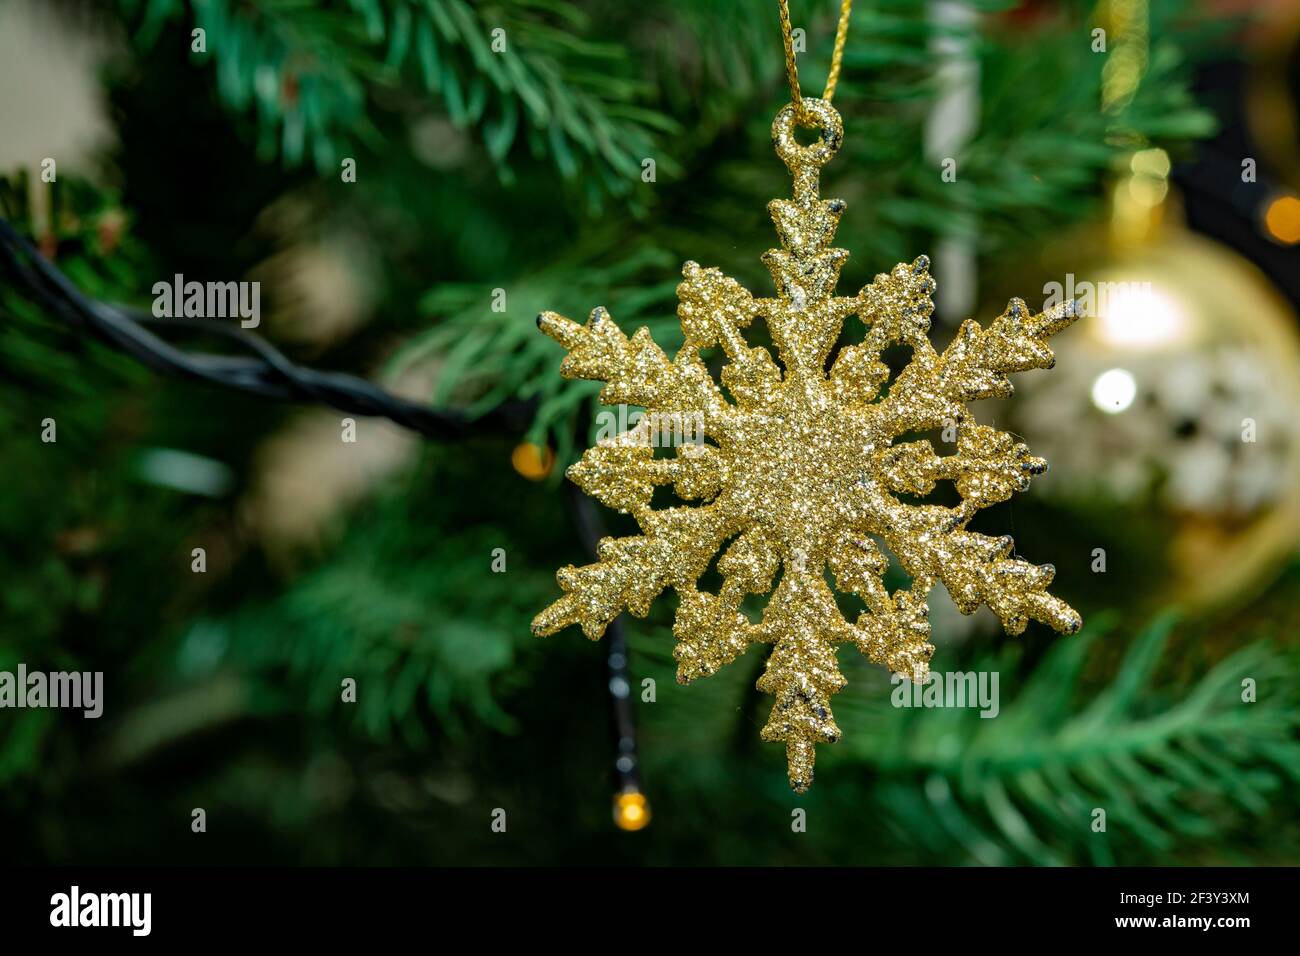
778, 0, 854, 120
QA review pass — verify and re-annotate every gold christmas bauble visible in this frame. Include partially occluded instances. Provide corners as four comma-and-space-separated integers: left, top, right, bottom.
1012, 191, 1300, 610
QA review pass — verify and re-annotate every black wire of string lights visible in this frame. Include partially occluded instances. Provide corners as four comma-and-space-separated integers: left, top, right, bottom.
0, 214, 648, 828
0, 217, 533, 438
567, 486, 651, 831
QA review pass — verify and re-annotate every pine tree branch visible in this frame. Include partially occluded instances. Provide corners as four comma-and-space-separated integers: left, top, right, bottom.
832, 614, 1300, 864
121, 0, 683, 196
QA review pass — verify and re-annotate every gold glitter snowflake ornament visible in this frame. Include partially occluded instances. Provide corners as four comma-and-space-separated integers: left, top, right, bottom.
533, 98, 1082, 792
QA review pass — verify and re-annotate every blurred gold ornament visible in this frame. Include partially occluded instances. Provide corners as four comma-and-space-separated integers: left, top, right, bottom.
1016, 159, 1300, 609
612, 791, 650, 831
511, 442, 554, 481
532, 91, 1081, 792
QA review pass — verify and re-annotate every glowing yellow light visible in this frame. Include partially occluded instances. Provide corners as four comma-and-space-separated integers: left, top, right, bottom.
613, 791, 651, 831
511, 442, 554, 481
1094, 283, 1189, 349
1129, 147, 1170, 179
1091, 368, 1137, 414
1127, 174, 1168, 208
1264, 195, 1300, 245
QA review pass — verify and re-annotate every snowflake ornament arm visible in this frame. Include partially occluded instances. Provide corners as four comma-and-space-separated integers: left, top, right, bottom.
533, 98, 1082, 792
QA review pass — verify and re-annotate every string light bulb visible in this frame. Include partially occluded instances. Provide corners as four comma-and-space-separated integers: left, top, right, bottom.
1263, 194, 1300, 245
511, 442, 554, 481
613, 791, 651, 831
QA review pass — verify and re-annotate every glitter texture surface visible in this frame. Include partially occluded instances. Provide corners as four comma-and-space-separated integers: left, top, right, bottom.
533, 98, 1082, 792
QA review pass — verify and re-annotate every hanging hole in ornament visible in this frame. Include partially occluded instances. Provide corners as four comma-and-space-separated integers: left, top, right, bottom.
772, 97, 844, 170
792, 123, 823, 148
